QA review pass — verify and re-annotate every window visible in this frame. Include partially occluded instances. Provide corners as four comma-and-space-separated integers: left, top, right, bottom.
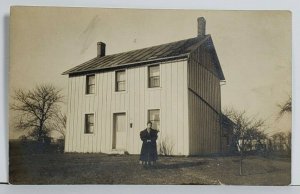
148, 109, 160, 131
115, 70, 126, 91
148, 65, 160, 88
85, 114, 94, 134
86, 75, 95, 94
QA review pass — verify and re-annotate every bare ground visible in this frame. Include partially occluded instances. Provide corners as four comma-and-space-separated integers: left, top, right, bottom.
9, 151, 290, 185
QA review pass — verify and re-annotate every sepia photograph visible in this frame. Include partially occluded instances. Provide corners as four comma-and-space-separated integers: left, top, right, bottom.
9, 7, 291, 185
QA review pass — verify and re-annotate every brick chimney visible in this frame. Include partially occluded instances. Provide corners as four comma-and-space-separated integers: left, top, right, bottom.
97, 42, 106, 57
197, 17, 206, 37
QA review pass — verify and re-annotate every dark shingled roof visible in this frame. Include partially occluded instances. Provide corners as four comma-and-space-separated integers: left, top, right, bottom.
63, 35, 224, 80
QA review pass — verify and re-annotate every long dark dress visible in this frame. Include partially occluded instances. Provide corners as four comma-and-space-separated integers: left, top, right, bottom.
139, 128, 158, 162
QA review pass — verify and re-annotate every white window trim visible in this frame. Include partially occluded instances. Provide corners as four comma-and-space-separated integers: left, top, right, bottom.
146, 64, 162, 90
114, 69, 128, 93
85, 74, 97, 96
147, 108, 161, 132
83, 112, 96, 135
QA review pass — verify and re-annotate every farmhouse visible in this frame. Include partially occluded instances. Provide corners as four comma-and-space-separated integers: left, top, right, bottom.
62, 17, 225, 155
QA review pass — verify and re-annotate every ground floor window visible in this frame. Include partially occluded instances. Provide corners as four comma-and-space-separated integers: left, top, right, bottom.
85, 114, 94, 134
148, 109, 160, 131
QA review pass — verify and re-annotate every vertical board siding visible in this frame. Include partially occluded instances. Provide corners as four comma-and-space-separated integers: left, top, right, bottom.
101, 73, 108, 152
70, 78, 76, 152
65, 59, 189, 155
76, 76, 82, 152
177, 62, 184, 155
183, 61, 189, 155
128, 68, 134, 153
64, 78, 72, 152
187, 40, 222, 155
171, 62, 178, 154
138, 68, 145, 153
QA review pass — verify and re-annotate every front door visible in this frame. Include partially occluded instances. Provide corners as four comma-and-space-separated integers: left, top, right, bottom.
112, 113, 126, 150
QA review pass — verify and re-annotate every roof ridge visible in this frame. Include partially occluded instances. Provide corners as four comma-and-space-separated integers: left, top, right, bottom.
103, 36, 205, 58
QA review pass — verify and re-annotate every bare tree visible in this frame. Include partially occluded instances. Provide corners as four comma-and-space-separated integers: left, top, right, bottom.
50, 111, 67, 139
286, 131, 291, 152
223, 108, 266, 175
275, 96, 291, 154
278, 96, 292, 117
271, 132, 285, 151
271, 132, 291, 153
11, 84, 63, 142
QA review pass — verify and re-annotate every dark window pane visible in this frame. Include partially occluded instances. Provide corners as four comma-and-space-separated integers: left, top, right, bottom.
85, 114, 94, 134
86, 75, 95, 94
149, 76, 160, 87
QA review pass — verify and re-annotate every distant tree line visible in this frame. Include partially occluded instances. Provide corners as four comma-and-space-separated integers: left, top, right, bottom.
222, 96, 291, 175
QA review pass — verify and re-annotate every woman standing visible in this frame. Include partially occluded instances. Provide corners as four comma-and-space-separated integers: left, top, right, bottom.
139, 121, 158, 166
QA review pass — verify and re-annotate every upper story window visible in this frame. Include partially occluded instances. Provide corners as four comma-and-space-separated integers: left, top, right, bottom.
85, 114, 94, 134
148, 65, 160, 88
86, 75, 95, 94
115, 70, 126, 92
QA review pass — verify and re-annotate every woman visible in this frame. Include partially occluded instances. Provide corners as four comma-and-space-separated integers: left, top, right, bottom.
139, 121, 158, 166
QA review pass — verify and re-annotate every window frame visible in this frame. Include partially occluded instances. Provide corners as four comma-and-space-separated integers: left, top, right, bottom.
84, 113, 95, 134
148, 109, 160, 131
86, 74, 96, 95
115, 70, 126, 92
148, 64, 161, 88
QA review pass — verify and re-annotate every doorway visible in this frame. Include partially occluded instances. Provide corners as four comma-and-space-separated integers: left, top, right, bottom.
112, 113, 126, 150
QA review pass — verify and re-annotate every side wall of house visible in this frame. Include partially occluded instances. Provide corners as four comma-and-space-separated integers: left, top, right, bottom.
187, 38, 222, 155
64, 59, 189, 155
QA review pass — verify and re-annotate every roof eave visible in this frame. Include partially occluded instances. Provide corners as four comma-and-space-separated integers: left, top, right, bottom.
63, 53, 189, 76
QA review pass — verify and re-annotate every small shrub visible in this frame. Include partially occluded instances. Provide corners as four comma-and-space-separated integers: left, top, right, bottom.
159, 137, 174, 156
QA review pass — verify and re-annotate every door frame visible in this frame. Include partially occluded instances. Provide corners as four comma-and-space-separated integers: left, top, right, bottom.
111, 111, 128, 150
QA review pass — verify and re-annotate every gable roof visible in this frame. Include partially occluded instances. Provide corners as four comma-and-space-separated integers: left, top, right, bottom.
221, 114, 235, 134
221, 114, 235, 127
62, 35, 224, 80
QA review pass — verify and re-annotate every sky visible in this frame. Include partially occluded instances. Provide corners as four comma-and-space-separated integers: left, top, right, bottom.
9, 7, 291, 139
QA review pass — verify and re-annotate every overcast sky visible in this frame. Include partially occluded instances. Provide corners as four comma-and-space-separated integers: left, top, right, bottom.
9, 7, 291, 139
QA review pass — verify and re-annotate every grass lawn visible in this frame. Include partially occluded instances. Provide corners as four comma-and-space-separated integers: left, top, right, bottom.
9, 146, 291, 185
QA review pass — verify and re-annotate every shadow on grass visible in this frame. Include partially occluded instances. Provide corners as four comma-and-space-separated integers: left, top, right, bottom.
144, 161, 208, 170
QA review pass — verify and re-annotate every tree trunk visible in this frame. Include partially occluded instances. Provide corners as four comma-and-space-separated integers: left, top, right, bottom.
239, 154, 243, 176
239, 140, 244, 176
38, 119, 44, 142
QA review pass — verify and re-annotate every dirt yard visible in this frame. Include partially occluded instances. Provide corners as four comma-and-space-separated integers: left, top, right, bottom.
9, 146, 291, 185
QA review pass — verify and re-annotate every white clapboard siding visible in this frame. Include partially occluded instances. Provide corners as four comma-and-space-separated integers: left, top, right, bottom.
65, 59, 189, 155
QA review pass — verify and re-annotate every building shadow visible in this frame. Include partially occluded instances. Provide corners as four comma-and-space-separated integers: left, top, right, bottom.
149, 161, 208, 170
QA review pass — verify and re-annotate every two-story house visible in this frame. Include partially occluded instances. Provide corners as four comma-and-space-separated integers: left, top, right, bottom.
62, 17, 225, 155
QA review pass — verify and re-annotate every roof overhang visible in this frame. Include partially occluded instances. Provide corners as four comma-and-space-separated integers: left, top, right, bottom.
64, 54, 189, 77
